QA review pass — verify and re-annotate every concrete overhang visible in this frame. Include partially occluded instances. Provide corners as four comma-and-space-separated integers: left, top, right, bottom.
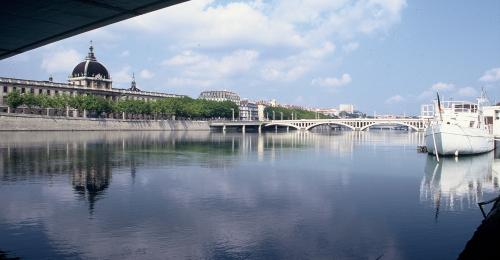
0, 0, 189, 60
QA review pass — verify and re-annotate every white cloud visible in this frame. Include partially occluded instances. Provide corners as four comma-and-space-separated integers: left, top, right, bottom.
163, 51, 205, 66
342, 42, 360, 53
306, 0, 406, 41
261, 62, 308, 81
165, 77, 213, 88
41, 49, 81, 74
419, 82, 479, 101
164, 49, 259, 79
261, 42, 336, 81
120, 50, 130, 57
458, 87, 478, 97
112, 65, 132, 84
418, 82, 454, 100
122, 0, 305, 49
385, 94, 405, 104
311, 74, 352, 88
417, 89, 434, 101
139, 69, 154, 79
479, 68, 500, 82
6, 0, 407, 107
129, 0, 405, 85
119, 0, 405, 52
431, 82, 454, 91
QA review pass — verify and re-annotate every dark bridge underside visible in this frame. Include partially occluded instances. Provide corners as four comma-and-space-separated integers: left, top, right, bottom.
0, 0, 189, 60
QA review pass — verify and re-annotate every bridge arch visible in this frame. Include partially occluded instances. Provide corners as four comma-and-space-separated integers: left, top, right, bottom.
305, 122, 355, 131
359, 121, 419, 131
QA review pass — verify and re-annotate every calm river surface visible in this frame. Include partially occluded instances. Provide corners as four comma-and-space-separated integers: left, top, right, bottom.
0, 131, 499, 259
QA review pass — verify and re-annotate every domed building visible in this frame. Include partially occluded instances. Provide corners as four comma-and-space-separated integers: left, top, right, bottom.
0, 43, 184, 107
68, 44, 112, 90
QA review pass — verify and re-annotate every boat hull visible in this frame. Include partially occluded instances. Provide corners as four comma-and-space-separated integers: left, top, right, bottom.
425, 124, 494, 155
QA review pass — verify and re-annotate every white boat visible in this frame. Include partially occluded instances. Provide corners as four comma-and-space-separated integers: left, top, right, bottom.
424, 93, 494, 156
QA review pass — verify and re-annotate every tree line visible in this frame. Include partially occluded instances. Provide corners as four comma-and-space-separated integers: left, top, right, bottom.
264, 106, 334, 120
5, 91, 239, 120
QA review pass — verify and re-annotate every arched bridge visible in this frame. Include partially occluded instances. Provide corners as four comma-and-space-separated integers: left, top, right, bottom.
210, 118, 428, 132
266, 118, 427, 131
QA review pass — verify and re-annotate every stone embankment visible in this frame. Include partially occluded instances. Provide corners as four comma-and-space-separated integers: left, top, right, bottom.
0, 113, 210, 131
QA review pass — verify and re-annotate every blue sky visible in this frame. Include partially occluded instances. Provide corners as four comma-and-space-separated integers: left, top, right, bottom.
1, 0, 500, 115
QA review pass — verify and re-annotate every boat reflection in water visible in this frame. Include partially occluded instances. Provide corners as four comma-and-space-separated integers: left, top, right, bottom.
420, 152, 500, 214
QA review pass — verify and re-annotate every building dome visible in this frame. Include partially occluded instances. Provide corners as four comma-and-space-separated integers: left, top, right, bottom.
71, 44, 110, 79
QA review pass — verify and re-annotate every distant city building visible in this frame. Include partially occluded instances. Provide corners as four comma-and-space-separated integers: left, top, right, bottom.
198, 90, 240, 104
315, 108, 338, 117
339, 104, 355, 113
0, 43, 183, 106
239, 99, 258, 121
282, 104, 306, 110
257, 103, 267, 121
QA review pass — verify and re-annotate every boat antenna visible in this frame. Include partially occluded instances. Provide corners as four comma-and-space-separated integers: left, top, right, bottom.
436, 92, 443, 121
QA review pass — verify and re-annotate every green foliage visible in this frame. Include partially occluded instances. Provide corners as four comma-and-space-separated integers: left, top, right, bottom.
5, 90, 24, 109
264, 106, 333, 120
7, 92, 240, 119
23, 93, 38, 108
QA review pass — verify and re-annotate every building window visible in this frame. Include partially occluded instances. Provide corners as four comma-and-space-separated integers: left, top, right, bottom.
55, 90, 59, 95
21, 88, 25, 93
2, 86, 6, 93
13, 87, 16, 92
47, 90, 51, 95
39, 89, 43, 94
30, 88, 34, 94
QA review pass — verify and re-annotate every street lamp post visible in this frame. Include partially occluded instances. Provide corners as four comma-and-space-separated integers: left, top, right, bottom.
272, 111, 275, 120
291, 112, 294, 120
266, 112, 269, 121
231, 108, 235, 121
280, 112, 283, 120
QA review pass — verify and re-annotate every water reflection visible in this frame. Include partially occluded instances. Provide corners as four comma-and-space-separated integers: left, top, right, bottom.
1, 130, 470, 259
0, 131, 425, 217
420, 153, 500, 213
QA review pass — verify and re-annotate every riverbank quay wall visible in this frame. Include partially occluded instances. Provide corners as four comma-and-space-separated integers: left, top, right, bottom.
0, 113, 210, 131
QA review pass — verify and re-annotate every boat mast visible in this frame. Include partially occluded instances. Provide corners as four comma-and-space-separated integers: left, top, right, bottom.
436, 92, 443, 122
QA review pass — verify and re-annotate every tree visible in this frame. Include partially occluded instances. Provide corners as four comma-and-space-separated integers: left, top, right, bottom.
5, 91, 23, 110
5, 92, 244, 120
264, 106, 333, 120
22, 93, 38, 108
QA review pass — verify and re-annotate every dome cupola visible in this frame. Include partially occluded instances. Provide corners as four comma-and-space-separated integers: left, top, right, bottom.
69, 41, 112, 89
71, 43, 110, 79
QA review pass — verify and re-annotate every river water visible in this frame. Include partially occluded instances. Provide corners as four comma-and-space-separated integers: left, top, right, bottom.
0, 131, 498, 259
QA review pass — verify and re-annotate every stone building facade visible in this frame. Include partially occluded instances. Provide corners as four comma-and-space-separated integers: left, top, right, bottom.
239, 99, 258, 121
198, 90, 241, 104
0, 44, 183, 107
